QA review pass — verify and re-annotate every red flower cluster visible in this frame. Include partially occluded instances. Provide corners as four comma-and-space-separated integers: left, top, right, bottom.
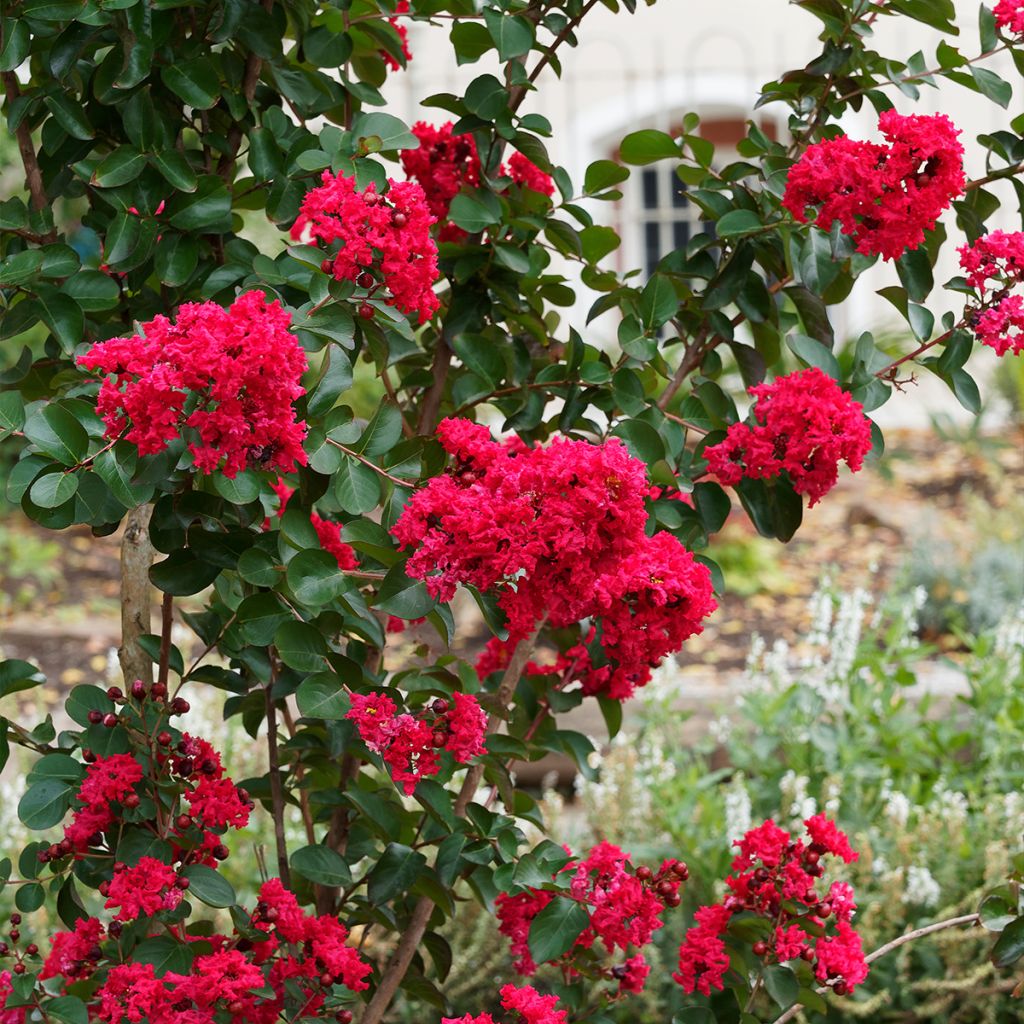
292, 172, 439, 323
496, 842, 687, 987
0, 972, 23, 1024
994, 0, 1024, 34
444, 984, 568, 1024
103, 857, 184, 921
272, 478, 359, 570
674, 816, 867, 998
346, 689, 487, 794
959, 230, 1024, 356
40, 916, 105, 982
400, 123, 555, 239
506, 152, 556, 196
782, 111, 964, 260
63, 752, 143, 851
78, 291, 308, 478
393, 418, 715, 700
59, 725, 252, 871
401, 122, 482, 241
253, 878, 372, 993
382, 0, 412, 70
703, 367, 872, 506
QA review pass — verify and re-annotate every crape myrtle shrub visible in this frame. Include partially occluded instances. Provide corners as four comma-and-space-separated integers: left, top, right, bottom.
1, 0, 1024, 1022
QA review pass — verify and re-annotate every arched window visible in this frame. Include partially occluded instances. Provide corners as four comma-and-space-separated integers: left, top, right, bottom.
618, 115, 777, 277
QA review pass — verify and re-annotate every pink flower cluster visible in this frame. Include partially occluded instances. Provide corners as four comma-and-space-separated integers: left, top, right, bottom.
0, 972, 22, 1024
78, 291, 308, 478
703, 367, 872, 506
253, 877, 373, 993
63, 752, 143, 851
347, 690, 487, 794
400, 122, 556, 238
381, 0, 412, 70
34, 879, 370, 1024
783, 111, 964, 260
401, 122, 482, 241
674, 815, 868, 998
994, 0, 1024, 34
393, 418, 716, 700
444, 984, 567, 1024
958, 230, 1024, 356
272, 477, 359, 570
40, 916, 105, 982
293, 172, 440, 322
496, 841, 687, 988
102, 857, 185, 921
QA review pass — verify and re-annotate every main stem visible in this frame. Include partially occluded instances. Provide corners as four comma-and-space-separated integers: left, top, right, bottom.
358, 631, 539, 1024
119, 505, 155, 686
266, 654, 291, 888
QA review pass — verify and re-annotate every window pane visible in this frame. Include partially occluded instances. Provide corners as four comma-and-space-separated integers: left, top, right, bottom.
672, 220, 690, 251
642, 169, 659, 209
644, 221, 660, 275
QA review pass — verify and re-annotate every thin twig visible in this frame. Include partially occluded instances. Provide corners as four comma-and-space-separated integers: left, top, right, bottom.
265, 652, 291, 888
658, 327, 710, 410
327, 439, 412, 486
768, 914, 980, 1024
280, 703, 317, 847
157, 593, 174, 688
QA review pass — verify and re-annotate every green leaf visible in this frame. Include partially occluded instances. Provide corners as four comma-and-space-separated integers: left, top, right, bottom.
27, 753, 82, 785
449, 191, 502, 232
132, 936, 195, 976
161, 57, 221, 110
584, 159, 629, 194
44, 93, 93, 140
182, 864, 236, 908
150, 551, 222, 596
274, 620, 328, 672
0, 659, 45, 699
672, 1010, 717, 1024
0, 250, 44, 286
971, 66, 1012, 108
896, 248, 933, 302
620, 129, 681, 165
167, 176, 232, 232
237, 593, 292, 646
786, 333, 841, 378
375, 561, 435, 619
992, 916, 1024, 967
716, 209, 764, 236
43, 996, 87, 1024
764, 964, 799, 1009
291, 845, 352, 887
15, 882, 45, 914
352, 112, 419, 151
64, 270, 120, 311
639, 273, 677, 330
307, 347, 353, 417
367, 843, 427, 904
482, 8, 534, 59
287, 548, 350, 606
154, 234, 200, 287
18, 779, 72, 830
92, 146, 147, 187
949, 367, 981, 414
0, 392, 26, 440
34, 287, 84, 352
23, 404, 89, 466
356, 403, 404, 458
153, 150, 198, 193
0, 19, 29, 71
527, 897, 589, 965
29, 470, 78, 508
296, 674, 350, 720
464, 74, 508, 119
333, 456, 381, 514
